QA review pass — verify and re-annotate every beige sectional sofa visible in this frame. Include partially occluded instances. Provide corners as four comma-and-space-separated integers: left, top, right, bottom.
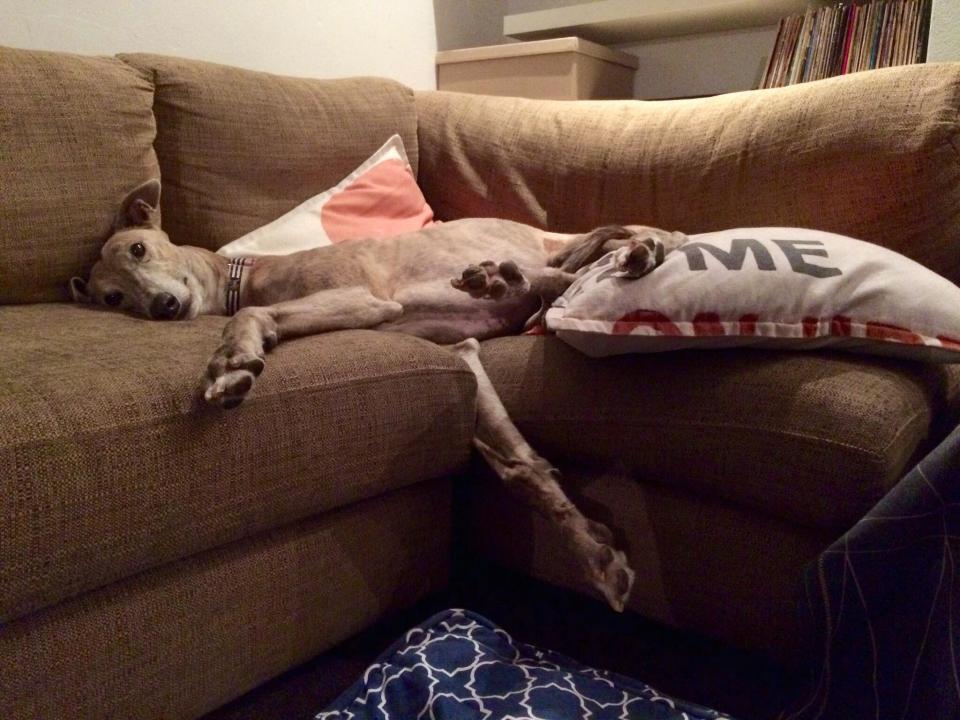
1, 45, 958, 719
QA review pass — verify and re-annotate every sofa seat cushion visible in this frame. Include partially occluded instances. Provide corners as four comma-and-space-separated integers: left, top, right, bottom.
478, 336, 960, 530
118, 53, 420, 253
0, 304, 475, 624
0, 480, 451, 720
0, 46, 158, 304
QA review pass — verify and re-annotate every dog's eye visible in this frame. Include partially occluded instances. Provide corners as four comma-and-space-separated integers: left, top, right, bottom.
130, 242, 146, 259
104, 291, 124, 307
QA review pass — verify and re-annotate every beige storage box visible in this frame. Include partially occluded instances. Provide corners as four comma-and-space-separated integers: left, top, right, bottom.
436, 36, 638, 100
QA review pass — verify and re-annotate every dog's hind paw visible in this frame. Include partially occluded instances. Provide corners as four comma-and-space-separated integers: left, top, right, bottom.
612, 236, 665, 278
451, 260, 531, 300
571, 518, 636, 612
588, 544, 636, 613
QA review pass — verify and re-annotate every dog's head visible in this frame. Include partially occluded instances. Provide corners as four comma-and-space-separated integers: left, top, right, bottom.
70, 180, 200, 320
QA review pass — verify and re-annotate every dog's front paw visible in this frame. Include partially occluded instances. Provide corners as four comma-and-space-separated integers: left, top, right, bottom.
451, 260, 531, 300
203, 343, 265, 409
204, 369, 257, 409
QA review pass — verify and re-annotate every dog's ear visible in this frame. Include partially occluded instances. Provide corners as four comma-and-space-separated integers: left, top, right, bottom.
114, 179, 161, 230
69, 276, 93, 303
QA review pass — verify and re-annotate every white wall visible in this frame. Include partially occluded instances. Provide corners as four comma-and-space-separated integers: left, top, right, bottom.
618, 26, 778, 99
434, 0, 513, 51
0, 0, 438, 89
928, 0, 960, 62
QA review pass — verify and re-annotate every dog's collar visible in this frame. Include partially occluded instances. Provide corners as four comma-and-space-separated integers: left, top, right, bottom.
226, 257, 256, 316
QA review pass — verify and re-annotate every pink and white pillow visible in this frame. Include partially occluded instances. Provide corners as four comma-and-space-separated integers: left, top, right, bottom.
218, 135, 434, 258
545, 227, 960, 363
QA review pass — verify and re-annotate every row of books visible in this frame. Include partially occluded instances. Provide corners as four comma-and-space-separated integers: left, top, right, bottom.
761, 0, 932, 89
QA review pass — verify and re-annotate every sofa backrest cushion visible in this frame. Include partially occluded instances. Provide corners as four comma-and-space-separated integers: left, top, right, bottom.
0, 46, 159, 304
118, 54, 419, 252
415, 63, 960, 284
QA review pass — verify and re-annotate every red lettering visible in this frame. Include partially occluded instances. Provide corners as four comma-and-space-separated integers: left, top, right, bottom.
614, 309, 683, 336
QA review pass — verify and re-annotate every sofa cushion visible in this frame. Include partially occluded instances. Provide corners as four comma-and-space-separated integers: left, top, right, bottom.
217, 135, 433, 258
478, 336, 960, 530
0, 46, 158, 304
118, 53, 420, 252
546, 227, 960, 363
463, 463, 832, 656
0, 480, 451, 720
416, 63, 960, 283
0, 304, 475, 624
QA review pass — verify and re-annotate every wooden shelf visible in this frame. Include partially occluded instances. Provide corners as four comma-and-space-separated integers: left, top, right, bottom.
504, 0, 830, 44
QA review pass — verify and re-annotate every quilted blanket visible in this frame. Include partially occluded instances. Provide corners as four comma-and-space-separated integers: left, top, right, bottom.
318, 608, 734, 720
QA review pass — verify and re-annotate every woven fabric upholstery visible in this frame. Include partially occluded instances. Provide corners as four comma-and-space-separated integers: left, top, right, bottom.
416, 63, 960, 283
477, 336, 960, 530
0, 46, 158, 304
0, 479, 451, 720
0, 304, 474, 624
464, 462, 831, 656
118, 53, 419, 251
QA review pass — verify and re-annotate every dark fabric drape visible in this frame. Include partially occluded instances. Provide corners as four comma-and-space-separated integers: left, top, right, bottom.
786, 425, 960, 720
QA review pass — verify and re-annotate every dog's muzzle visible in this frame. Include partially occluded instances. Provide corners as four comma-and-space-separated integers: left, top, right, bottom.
150, 292, 181, 320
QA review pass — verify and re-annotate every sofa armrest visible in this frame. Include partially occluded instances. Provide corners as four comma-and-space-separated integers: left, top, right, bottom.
416, 63, 960, 283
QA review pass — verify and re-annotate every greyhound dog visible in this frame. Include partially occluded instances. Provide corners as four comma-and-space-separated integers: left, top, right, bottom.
70, 179, 689, 612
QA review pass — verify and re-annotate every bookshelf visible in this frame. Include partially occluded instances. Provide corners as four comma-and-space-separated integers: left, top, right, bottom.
761, 0, 933, 88
503, 0, 833, 44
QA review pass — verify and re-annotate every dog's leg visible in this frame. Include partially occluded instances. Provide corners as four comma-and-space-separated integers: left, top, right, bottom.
204, 287, 402, 408
548, 225, 689, 276
452, 338, 635, 612
547, 225, 638, 272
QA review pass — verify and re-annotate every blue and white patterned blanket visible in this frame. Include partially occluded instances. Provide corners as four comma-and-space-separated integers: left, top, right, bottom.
318, 608, 734, 720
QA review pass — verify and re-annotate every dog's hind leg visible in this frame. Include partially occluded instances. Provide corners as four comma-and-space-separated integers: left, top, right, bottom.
548, 225, 690, 276
452, 338, 635, 612
204, 287, 402, 408
546, 225, 637, 272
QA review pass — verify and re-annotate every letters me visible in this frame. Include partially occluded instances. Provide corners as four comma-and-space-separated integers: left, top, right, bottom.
676, 239, 842, 278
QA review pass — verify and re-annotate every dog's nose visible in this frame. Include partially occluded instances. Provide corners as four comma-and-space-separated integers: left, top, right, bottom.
150, 292, 181, 320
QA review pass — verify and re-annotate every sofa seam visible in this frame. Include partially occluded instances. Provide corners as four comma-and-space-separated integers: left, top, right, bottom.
878, 406, 932, 459
534, 415, 892, 468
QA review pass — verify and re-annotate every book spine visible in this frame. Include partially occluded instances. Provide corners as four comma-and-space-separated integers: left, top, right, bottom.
793, 9, 815, 84
761, 17, 786, 88
906, 0, 920, 64
893, 0, 907, 67
868, 2, 884, 69
852, 3, 865, 72
841, 4, 857, 74
804, 9, 821, 82
833, 4, 852, 76
775, 16, 797, 87
878, 2, 892, 68
917, 0, 932, 62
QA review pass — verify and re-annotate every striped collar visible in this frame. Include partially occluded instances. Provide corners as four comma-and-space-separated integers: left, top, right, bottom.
225, 257, 256, 316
